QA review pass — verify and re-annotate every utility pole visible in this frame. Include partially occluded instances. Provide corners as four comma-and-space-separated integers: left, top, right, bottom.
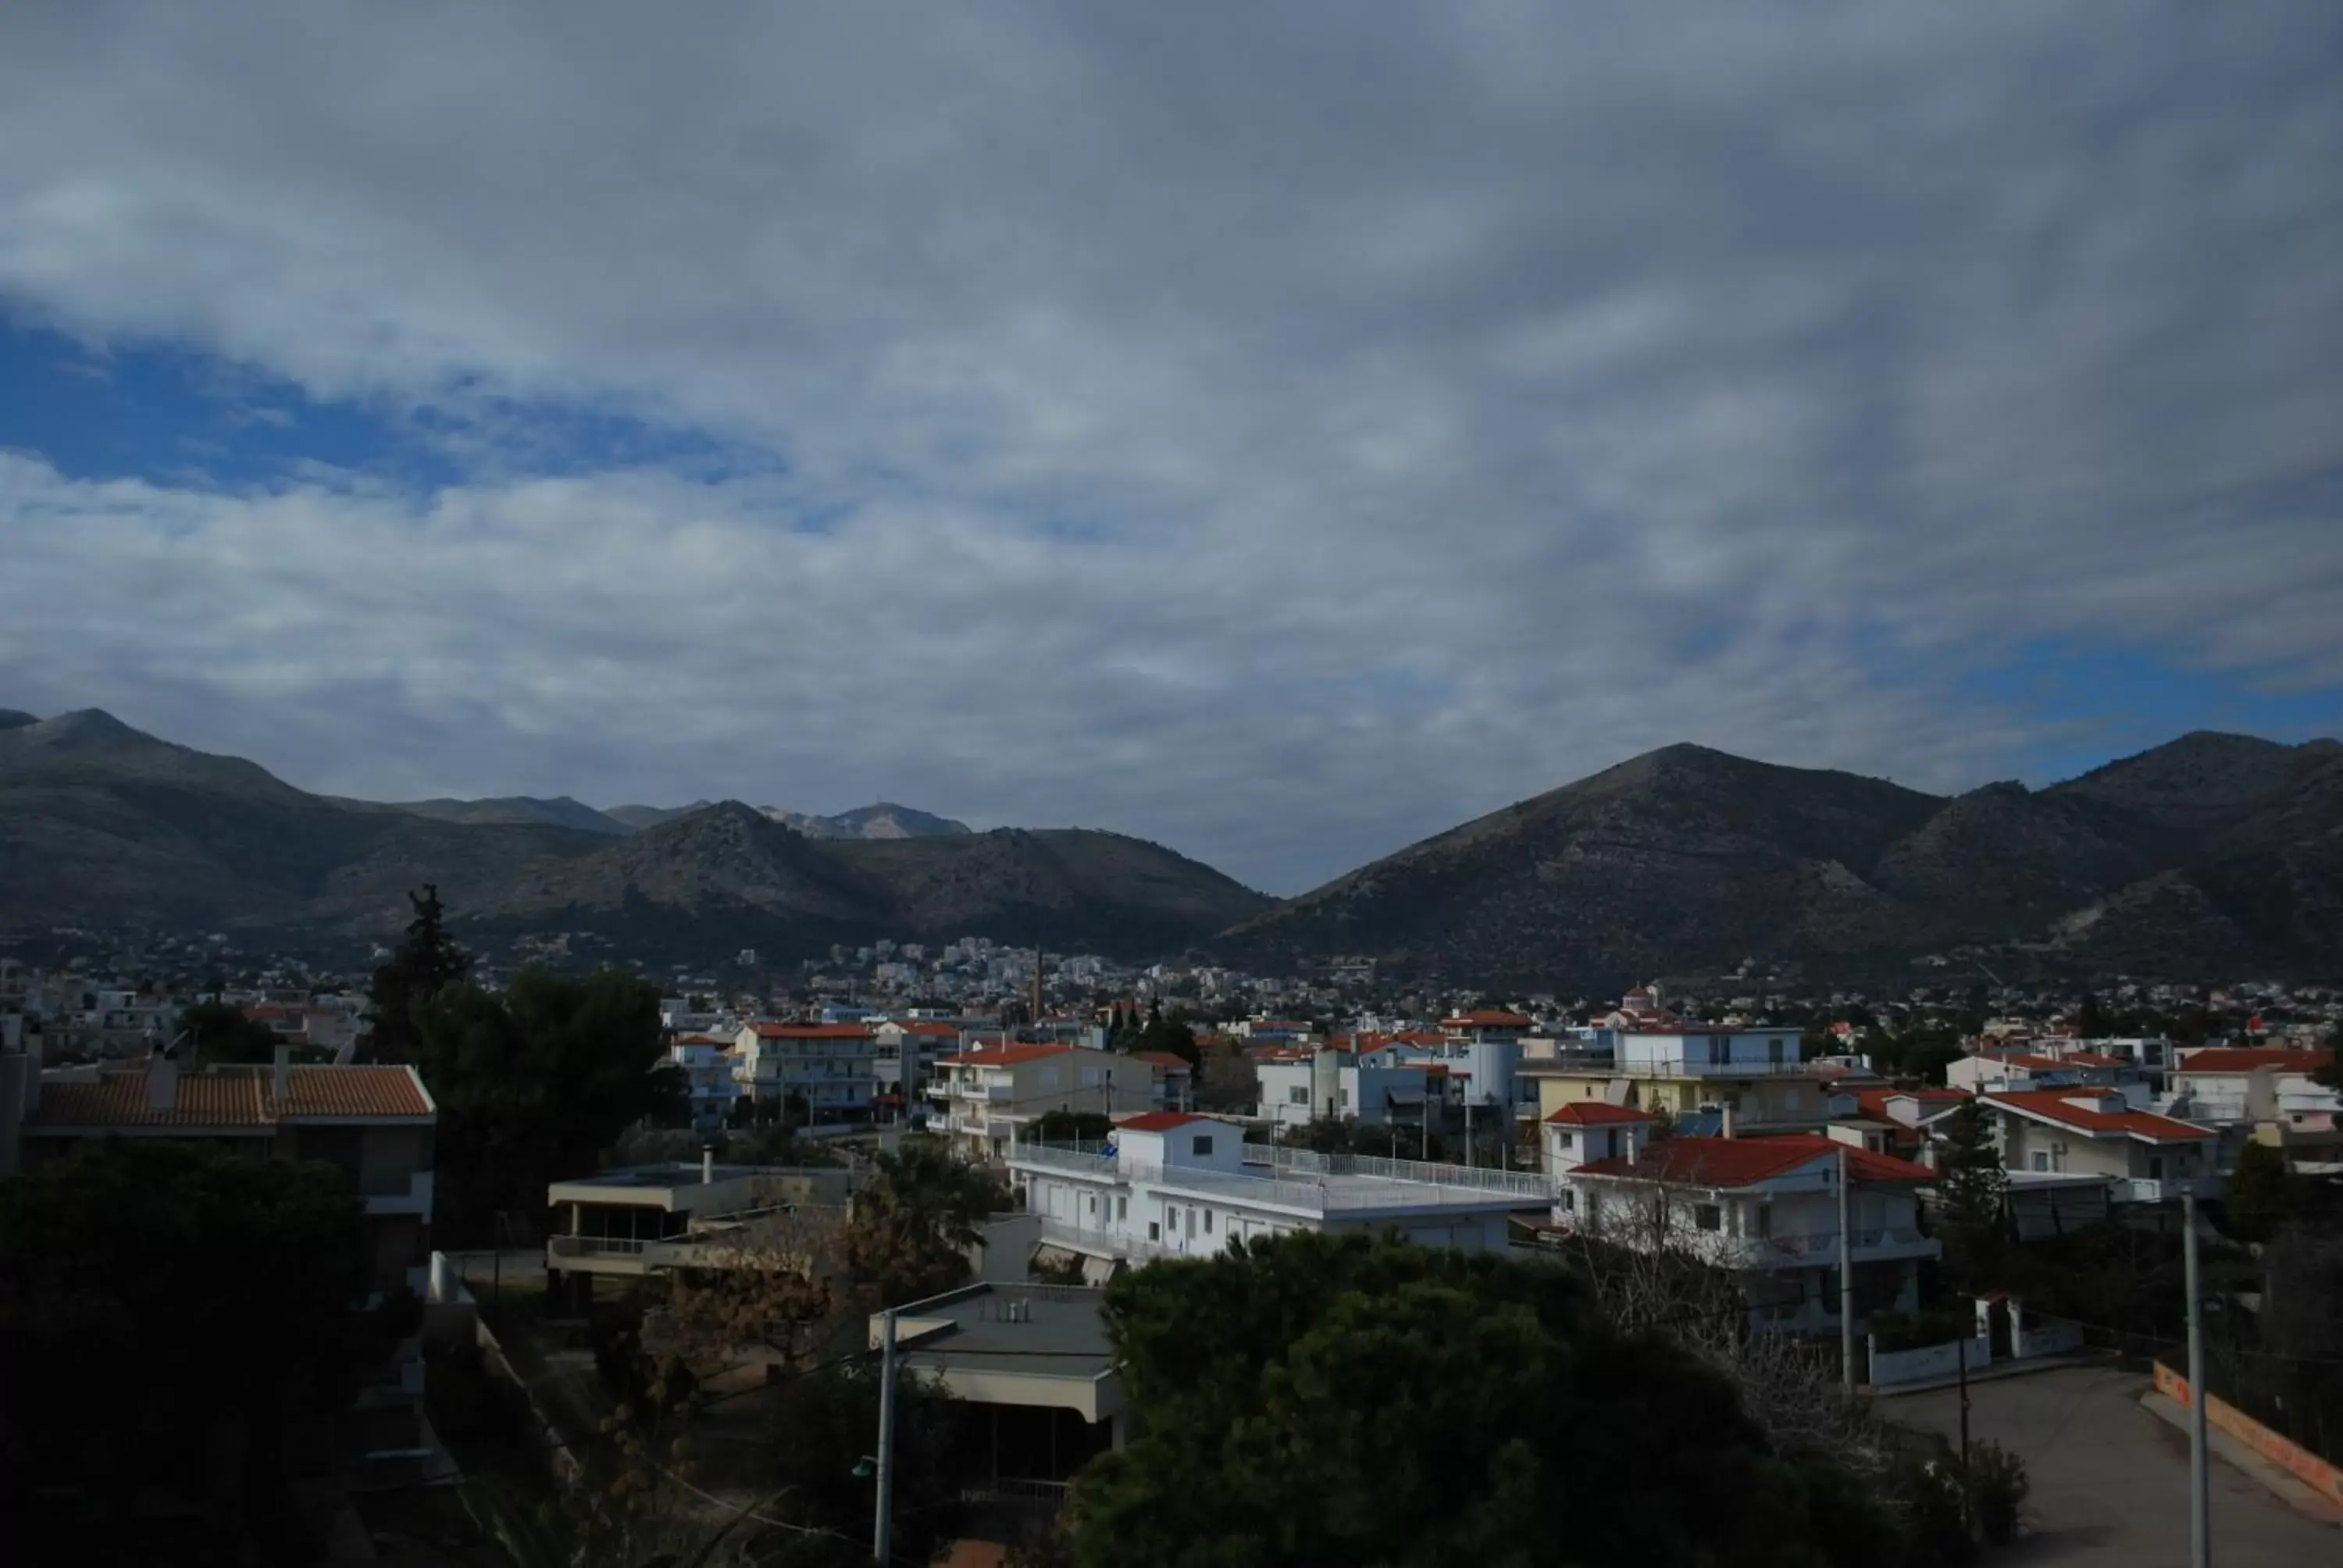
2184, 1191, 2210, 1568
874, 1306, 899, 1566
1838, 1145, 1856, 1397
1956, 1328, 1970, 1464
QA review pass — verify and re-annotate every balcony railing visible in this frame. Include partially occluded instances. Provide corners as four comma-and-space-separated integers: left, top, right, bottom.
1255, 1143, 1553, 1199
1012, 1143, 1546, 1213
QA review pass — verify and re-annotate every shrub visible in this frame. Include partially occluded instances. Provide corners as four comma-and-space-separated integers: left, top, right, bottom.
1963, 1441, 2029, 1546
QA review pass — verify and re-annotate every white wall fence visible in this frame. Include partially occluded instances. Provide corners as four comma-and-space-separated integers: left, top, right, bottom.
1868, 1332, 1992, 1388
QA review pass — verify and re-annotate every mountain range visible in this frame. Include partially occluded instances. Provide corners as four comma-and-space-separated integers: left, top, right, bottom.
2, 705, 2338, 983
0, 710, 1262, 960
1221, 732, 2343, 987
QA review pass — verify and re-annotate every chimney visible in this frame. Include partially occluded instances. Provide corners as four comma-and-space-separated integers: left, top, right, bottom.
702, 1144, 715, 1185
272, 1042, 293, 1107
1720, 1102, 1736, 1139
147, 1046, 179, 1114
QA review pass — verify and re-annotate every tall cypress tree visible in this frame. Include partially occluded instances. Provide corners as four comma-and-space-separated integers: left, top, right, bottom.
1935, 1098, 2008, 1288
366, 885, 473, 1061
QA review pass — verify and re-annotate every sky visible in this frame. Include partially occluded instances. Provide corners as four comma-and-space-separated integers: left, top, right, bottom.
2, 2, 2340, 896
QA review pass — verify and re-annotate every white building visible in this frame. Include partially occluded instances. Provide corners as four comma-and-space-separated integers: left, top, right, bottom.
1541, 1101, 1658, 1176
1550, 1134, 1938, 1334
926, 1042, 1155, 1160
1011, 1113, 1544, 1278
731, 1021, 879, 1124
1617, 1024, 1805, 1077
1978, 1089, 2220, 1203
1255, 1048, 1439, 1131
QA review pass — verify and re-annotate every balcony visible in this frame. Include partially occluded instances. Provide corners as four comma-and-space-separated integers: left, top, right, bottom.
2113, 1175, 2219, 1204
363, 1170, 436, 1218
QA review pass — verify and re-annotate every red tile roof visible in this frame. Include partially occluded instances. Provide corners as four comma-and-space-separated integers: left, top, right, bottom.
1851, 1087, 1970, 1123
1545, 1102, 1658, 1126
1572, 1135, 1935, 1188
1115, 1111, 1208, 1132
1983, 1089, 2213, 1143
2174, 1048, 2333, 1074
2060, 1051, 2127, 1068
886, 1021, 961, 1036
27, 1065, 432, 1128
1443, 1010, 1532, 1028
744, 1021, 873, 1039
1129, 1051, 1193, 1071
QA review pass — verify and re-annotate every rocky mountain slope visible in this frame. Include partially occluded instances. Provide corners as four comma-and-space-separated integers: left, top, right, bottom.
0, 710, 1263, 958
602, 799, 972, 839
1219, 734, 2343, 986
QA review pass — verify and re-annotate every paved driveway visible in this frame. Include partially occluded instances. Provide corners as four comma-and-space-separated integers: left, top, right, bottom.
1890, 1365, 2338, 1566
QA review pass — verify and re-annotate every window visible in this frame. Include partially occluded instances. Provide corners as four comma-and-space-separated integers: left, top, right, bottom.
1753, 1205, 1772, 1238
1708, 1034, 1730, 1064
1088, 1194, 1097, 1216
1148, 1220, 1161, 1241
1186, 1208, 1197, 1238
1117, 1196, 1127, 1221
1556, 1131, 1574, 1149
2031, 1153, 2049, 1172
1695, 1204, 1721, 1231
1192, 1135, 1214, 1157
1339, 1086, 1352, 1107
1557, 1189, 1577, 1213
1203, 1210, 1213, 1234
1288, 1085, 1309, 1104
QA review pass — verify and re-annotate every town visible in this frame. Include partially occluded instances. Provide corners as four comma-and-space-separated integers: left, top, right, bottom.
4, 904, 2339, 1563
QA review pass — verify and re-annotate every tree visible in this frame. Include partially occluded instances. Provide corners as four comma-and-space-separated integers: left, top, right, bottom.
1132, 1013, 1200, 1069
0, 1141, 391, 1564
1069, 1234, 1906, 1568
176, 998, 284, 1064
412, 967, 685, 1244
2314, 1029, 2341, 1092
1032, 1109, 1114, 1143
367, 883, 474, 1060
2225, 1139, 2295, 1245
1935, 1099, 2008, 1289
840, 1142, 1009, 1308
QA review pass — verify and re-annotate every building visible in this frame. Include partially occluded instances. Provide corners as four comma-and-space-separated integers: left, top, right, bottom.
869, 1281, 1126, 1535
1522, 1022, 1828, 1135
872, 1018, 962, 1109
5, 1043, 438, 1293
1128, 1050, 1195, 1112
2165, 1046, 2339, 1167
1256, 1046, 1440, 1132
927, 1042, 1156, 1160
1551, 1134, 1940, 1333
544, 1159, 860, 1289
1977, 1089, 2217, 1203
1540, 1101, 1658, 1176
1, 1041, 441, 1479
670, 1032, 738, 1128
1945, 1051, 2122, 1094
733, 1021, 879, 1123
1009, 1113, 1546, 1277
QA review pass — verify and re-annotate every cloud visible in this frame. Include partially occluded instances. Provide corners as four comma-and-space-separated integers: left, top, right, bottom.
0, 2, 2338, 893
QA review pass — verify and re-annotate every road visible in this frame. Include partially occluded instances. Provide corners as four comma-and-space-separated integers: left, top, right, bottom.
1890, 1364, 2338, 1566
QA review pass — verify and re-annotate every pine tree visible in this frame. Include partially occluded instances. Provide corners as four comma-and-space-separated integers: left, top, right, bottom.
366, 884, 473, 1061
1935, 1098, 2007, 1288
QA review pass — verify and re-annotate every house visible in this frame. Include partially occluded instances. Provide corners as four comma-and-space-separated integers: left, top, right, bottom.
1977, 1089, 2217, 1203
873, 1019, 964, 1112
670, 1032, 738, 1128
1, 1040, 441, 1477
544, 1158, 861, 1292
1521, 1021, 1828, 1135
1256, 1046, 1439, 1132
1945, 1052, 2119, 1094
1540, 1102, 1658, 1176
1440, 1010, 1533, 1046
732, 1021, 879, 1123
868, 1282, 1128, 1524
2164, 1046, 2338, 1171
1127, 1050, 1195, 1112
1551, 1134, 1940, 1333
1010, 1113, 1545, 1276
927, 1042, 1155, 1160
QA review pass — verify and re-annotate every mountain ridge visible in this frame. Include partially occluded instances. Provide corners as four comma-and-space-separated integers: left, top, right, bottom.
0, 709, 1263, 959
1219, 729, 2343, 986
